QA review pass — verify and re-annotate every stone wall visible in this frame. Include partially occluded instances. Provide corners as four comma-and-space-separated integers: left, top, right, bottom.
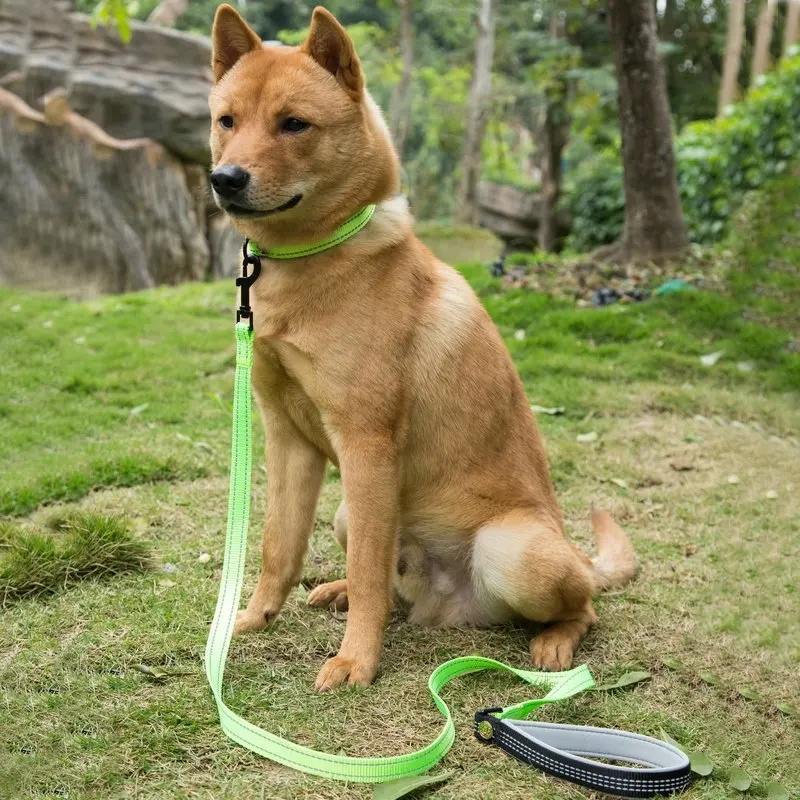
0, 86, 209, 295
0, 0, 243, 295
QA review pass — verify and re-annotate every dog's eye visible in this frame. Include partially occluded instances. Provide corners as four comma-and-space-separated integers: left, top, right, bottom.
282, 117, 310, 134
219, 115, 234, 130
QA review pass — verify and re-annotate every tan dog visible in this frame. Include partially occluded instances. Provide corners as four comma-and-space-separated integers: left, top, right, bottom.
209, 4, 636, 692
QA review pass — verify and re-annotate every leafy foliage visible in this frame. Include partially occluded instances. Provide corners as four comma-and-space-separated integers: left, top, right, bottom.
564, 53, 800, 250
90, 0, 132, 41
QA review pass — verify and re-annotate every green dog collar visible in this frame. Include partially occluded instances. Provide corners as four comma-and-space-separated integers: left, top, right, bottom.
248, 203, 376, 260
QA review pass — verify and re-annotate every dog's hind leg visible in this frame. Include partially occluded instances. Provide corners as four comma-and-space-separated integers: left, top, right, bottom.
472, 510, 599, 671
308, 500, 350, 610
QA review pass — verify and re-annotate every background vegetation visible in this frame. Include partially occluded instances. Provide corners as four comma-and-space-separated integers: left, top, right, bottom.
80, 0, 799, 229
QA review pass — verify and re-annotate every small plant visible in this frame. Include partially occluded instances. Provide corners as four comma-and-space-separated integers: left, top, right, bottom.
0, 512, 151, 606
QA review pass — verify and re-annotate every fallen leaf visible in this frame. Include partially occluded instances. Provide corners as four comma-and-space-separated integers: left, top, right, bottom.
373, 771, 454, 800
610, 478, 629, 489
129, 403, 149, 417
728, 767, 751, 791
699, 671, 722, 686
595, 671, 651, 691
530, 405, 566, 415
135, 664, 168, 682
689, 750, 714, 776
10, 304, 21, 312
661, 657, 684, 671
766, 782, 789, 800
660, 730, 685, 752
175, 432, 192, 442
776, 701, 796, 716
727, 475, 740, 485
737, 687, 761, 702
158, 579, 176, 588
766, 490, 778, 499
134, 663, 192, 682
576, 431, 599, 443
700, 351, 724, 367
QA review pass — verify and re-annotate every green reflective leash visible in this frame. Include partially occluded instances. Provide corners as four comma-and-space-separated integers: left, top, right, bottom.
204, 249, 691, 795
203, 249, 593, 782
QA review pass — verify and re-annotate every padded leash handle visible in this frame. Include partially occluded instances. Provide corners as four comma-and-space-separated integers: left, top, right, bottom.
475, 712, 691, 798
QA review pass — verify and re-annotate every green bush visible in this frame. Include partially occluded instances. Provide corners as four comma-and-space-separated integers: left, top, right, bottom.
562, 148, 625, 252
564, 51, 800, 250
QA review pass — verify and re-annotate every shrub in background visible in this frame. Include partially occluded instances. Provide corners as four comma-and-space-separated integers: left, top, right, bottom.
564, 52, 800, 251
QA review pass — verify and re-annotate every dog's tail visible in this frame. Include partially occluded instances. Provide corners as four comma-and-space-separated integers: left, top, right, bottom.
590, 509, 637, 590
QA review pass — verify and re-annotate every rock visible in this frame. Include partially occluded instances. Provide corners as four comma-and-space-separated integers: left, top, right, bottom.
0, 86, 208, 294
0, 0, 213, 163
476, 181, 570, 250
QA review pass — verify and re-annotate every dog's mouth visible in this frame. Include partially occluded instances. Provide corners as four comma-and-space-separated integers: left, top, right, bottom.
222, 194, 303, 217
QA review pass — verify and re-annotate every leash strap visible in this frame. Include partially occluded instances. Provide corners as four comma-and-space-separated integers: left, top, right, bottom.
203, 251, 690, 793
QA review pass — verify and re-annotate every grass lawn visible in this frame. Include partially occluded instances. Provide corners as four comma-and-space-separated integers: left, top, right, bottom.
1, 175, 798, 799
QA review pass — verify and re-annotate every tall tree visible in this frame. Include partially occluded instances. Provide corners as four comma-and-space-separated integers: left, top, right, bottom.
456, 0, 495, 225
608, 0, 688, 262
538, 11, 569, 252
718, 0, 746, 113
752, 0, 777, 77
389, 0, 414, 159
783, 0, 800, 56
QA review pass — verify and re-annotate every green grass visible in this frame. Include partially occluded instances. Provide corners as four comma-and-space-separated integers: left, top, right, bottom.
0, 512, 152, 605
0, 182, 798, 798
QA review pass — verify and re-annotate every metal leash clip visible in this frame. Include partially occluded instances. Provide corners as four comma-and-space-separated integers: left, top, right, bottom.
475, 708, 691, 798
237, 239, 262, 329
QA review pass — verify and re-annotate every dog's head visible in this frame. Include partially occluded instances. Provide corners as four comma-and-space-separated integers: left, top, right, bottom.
209, 4, 399, 245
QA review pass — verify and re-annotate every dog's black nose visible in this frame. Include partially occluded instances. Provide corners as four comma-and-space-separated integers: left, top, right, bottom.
210, 165, 250, 198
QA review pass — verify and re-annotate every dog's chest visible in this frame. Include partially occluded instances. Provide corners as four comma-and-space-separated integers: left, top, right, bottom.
272, 340, 317, 397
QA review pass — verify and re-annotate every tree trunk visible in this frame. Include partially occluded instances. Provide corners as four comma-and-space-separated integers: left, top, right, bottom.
538, 12, 568, 252
784, 0, 800, 56
718, 0, 746, 113
456, 0, 495, 225
608, 0, 688, 262
661, 0, 677, 39
389, 0, 414, 159
147, 0, 189, 27
751, 0, 777, 78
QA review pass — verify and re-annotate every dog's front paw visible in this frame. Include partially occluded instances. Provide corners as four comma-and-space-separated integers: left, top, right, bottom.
308, 579, 348, 611
314, 654, 377, 692
233, 608, 275, 635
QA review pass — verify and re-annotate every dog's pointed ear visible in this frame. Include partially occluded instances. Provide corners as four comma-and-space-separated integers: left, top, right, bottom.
211, 4, 262, 82
301, 7, 364, 99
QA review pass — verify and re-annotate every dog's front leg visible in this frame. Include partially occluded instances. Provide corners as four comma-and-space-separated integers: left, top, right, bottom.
315, 432, 397, 691
235, 410, 327, 634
